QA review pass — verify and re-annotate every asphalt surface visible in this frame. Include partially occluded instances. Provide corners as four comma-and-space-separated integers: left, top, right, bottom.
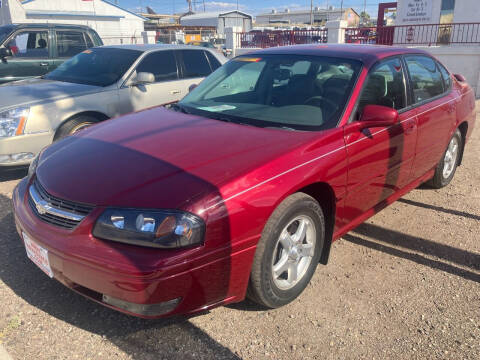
0, 103, 478, 360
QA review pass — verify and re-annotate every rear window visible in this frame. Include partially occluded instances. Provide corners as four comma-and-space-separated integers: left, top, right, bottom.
181, 50, 212, 78
57, 31, 88, 57
405, 55, 445, 103
206, 51, 222, 71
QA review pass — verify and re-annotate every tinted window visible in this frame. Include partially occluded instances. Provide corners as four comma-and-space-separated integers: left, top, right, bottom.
45, 48, 141, 87
405, 55, 444, 103
360, 57, 406, 111
181, 50, 212, 78
136, 51, 178, 82
437, 61, 452, 91
0, 25, 14, 44
7, 31, 49, 58
206, 51, 221, 71
57, 31, 88, 57
85, 33, 94, 48
179, 55, 362, 131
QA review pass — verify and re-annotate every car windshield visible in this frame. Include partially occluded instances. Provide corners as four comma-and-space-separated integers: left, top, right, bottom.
179, 54, 362, 131
0, 26, 14, 44
44, 48, 142, 87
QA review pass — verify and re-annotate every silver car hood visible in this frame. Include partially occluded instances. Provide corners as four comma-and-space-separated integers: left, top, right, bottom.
0, 78, 102, 111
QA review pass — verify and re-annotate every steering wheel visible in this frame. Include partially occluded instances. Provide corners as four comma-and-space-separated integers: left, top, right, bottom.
303, 96, 338, 114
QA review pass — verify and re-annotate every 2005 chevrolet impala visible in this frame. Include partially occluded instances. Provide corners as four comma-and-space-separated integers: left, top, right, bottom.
13, 45, 476, 318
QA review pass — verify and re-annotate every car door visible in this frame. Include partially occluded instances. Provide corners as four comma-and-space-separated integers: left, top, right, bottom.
343, 56, 418, 221
175, 49, 219, 94
403, 55, 457, 180
117, 50, 182, 113
51, 30, 91, 71
0, 29, 52, 83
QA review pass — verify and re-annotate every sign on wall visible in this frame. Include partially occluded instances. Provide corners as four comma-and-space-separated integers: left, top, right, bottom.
399, 0, 433, 23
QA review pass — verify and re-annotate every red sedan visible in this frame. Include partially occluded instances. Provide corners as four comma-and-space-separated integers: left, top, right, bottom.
13, 45, 476, 318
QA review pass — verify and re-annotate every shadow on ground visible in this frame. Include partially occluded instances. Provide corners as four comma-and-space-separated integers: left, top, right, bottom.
0, 193, 241, 360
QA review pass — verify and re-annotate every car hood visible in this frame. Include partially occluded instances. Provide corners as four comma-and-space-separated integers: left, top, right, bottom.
37, 107, 320, 212
0, 78, 100, 110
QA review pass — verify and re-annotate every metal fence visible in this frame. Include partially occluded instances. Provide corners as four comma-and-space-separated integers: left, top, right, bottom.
237, 29, 328, 48
345, 23, 480, 46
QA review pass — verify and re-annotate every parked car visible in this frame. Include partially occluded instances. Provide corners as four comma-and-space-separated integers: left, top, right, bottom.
0, 23, 102, 84
0, 44, 225, 167
13, 45, 476, 318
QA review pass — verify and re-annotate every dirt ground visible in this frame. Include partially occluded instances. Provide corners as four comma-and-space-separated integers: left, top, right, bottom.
0, 103, 478, 360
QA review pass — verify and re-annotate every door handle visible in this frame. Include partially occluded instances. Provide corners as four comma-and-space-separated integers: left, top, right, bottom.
170, 90, 181, 95
40, 62, 49, 67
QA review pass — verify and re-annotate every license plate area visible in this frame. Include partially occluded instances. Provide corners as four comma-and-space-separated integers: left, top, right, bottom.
23, 232, 53, 278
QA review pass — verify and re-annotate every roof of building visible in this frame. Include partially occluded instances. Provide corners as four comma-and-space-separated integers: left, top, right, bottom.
181, 10, 252, 20
257, 7, 359, 17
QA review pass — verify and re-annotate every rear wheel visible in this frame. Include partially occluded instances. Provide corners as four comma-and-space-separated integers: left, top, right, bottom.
54, 115, 99, 141
429, 129, 462, 189
247, 193, 324, 308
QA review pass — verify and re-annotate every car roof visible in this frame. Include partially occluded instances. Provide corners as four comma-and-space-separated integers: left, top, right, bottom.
11, 23, 94, 30
248, 44, 430, 67
98, 44, 215, 53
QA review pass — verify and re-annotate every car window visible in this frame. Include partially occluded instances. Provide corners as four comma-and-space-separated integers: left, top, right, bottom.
135, 51, 178, 82
181, 50, 212, 78
179, 54, 362, 131
44, 48, 142, 87
6, 31, 49, 58
437, 61, 452, 91
0, 25, 14, 44
359, 57, 406, 112
56, 31, 88, 58
206, 51, 221, 71
405, 55, 445, 103
204, 61, 265, 99
85, 33, 94, 48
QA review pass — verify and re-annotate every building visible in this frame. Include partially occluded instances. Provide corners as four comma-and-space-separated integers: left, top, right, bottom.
395, 0, 479, 26
0, 0, 148, 44
180, 10, 253, 35
255, 7, 360, 27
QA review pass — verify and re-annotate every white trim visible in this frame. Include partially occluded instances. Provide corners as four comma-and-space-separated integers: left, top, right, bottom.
202, 89, 473, 213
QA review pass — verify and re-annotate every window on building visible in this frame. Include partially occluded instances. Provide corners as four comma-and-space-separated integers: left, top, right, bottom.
56, 31, 88, 58
136, 51, 178, 82
7, 31, 49, 58
359, 57, 406, 111
405, 55, 445, 103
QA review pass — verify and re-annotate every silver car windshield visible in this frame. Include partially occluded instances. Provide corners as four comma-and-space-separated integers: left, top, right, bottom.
179, 54, 362, 131
44, 48, 142, 87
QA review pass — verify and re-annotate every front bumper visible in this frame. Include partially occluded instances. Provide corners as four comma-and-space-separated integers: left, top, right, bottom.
0, 132, 53, 166
12, 178, 256, 318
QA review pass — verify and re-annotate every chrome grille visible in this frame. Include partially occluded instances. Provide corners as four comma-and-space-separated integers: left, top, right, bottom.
28, 179, 94, 229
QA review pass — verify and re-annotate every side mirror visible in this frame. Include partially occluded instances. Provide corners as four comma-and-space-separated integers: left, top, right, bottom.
453, 73, 466, 82
0, 47, 12, 59
359, 104, 398, 128
131, 72, 155, 86
188, 83, 198, 93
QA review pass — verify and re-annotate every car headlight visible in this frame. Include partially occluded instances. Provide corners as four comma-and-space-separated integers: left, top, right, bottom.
93, 209, 205, 249
0, 107, 30, 138
27, 151, 40, 179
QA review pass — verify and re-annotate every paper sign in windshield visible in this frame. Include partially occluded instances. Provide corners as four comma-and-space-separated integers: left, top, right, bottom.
198, 105, 236, 112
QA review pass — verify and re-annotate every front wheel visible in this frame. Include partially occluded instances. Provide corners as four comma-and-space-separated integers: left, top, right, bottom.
247, 193, 324, 308
429, 129, 462, 189
54, 116, 99, 141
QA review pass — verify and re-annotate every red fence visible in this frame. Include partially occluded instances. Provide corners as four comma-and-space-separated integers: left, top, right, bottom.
237, 29, 328, 48
345, 23, 480, 46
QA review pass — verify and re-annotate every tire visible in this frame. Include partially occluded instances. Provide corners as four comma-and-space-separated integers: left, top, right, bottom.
54, 115, 99, 141
247, 193, 324, 308
429, 129, 463, 189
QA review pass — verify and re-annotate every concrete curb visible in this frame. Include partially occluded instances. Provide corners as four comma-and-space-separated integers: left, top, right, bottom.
0, 344, 13, 360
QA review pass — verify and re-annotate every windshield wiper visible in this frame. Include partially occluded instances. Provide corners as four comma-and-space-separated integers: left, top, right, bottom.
170, 103, 191, 114
265, 126, 297, 131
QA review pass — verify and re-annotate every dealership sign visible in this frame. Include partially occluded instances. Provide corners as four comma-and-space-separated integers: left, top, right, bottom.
399, 0, 433, 23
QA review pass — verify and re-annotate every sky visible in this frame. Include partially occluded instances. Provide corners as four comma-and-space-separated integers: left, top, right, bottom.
116, 0, 385, 17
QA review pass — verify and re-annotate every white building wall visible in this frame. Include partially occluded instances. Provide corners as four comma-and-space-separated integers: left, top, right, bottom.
1, 0, 146, 45
396, 0, 480, 25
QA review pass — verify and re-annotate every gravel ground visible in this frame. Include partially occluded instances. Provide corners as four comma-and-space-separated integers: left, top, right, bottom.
0, 103, 478, 360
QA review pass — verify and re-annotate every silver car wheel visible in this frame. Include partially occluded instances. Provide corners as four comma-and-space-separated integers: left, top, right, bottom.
443, 136, 459, 179
272, 215, 316, 290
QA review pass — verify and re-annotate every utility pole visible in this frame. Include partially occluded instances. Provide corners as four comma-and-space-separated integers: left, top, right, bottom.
363, 0, 367, 24
310, 0, 313, 26
203, 0, 206, 12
